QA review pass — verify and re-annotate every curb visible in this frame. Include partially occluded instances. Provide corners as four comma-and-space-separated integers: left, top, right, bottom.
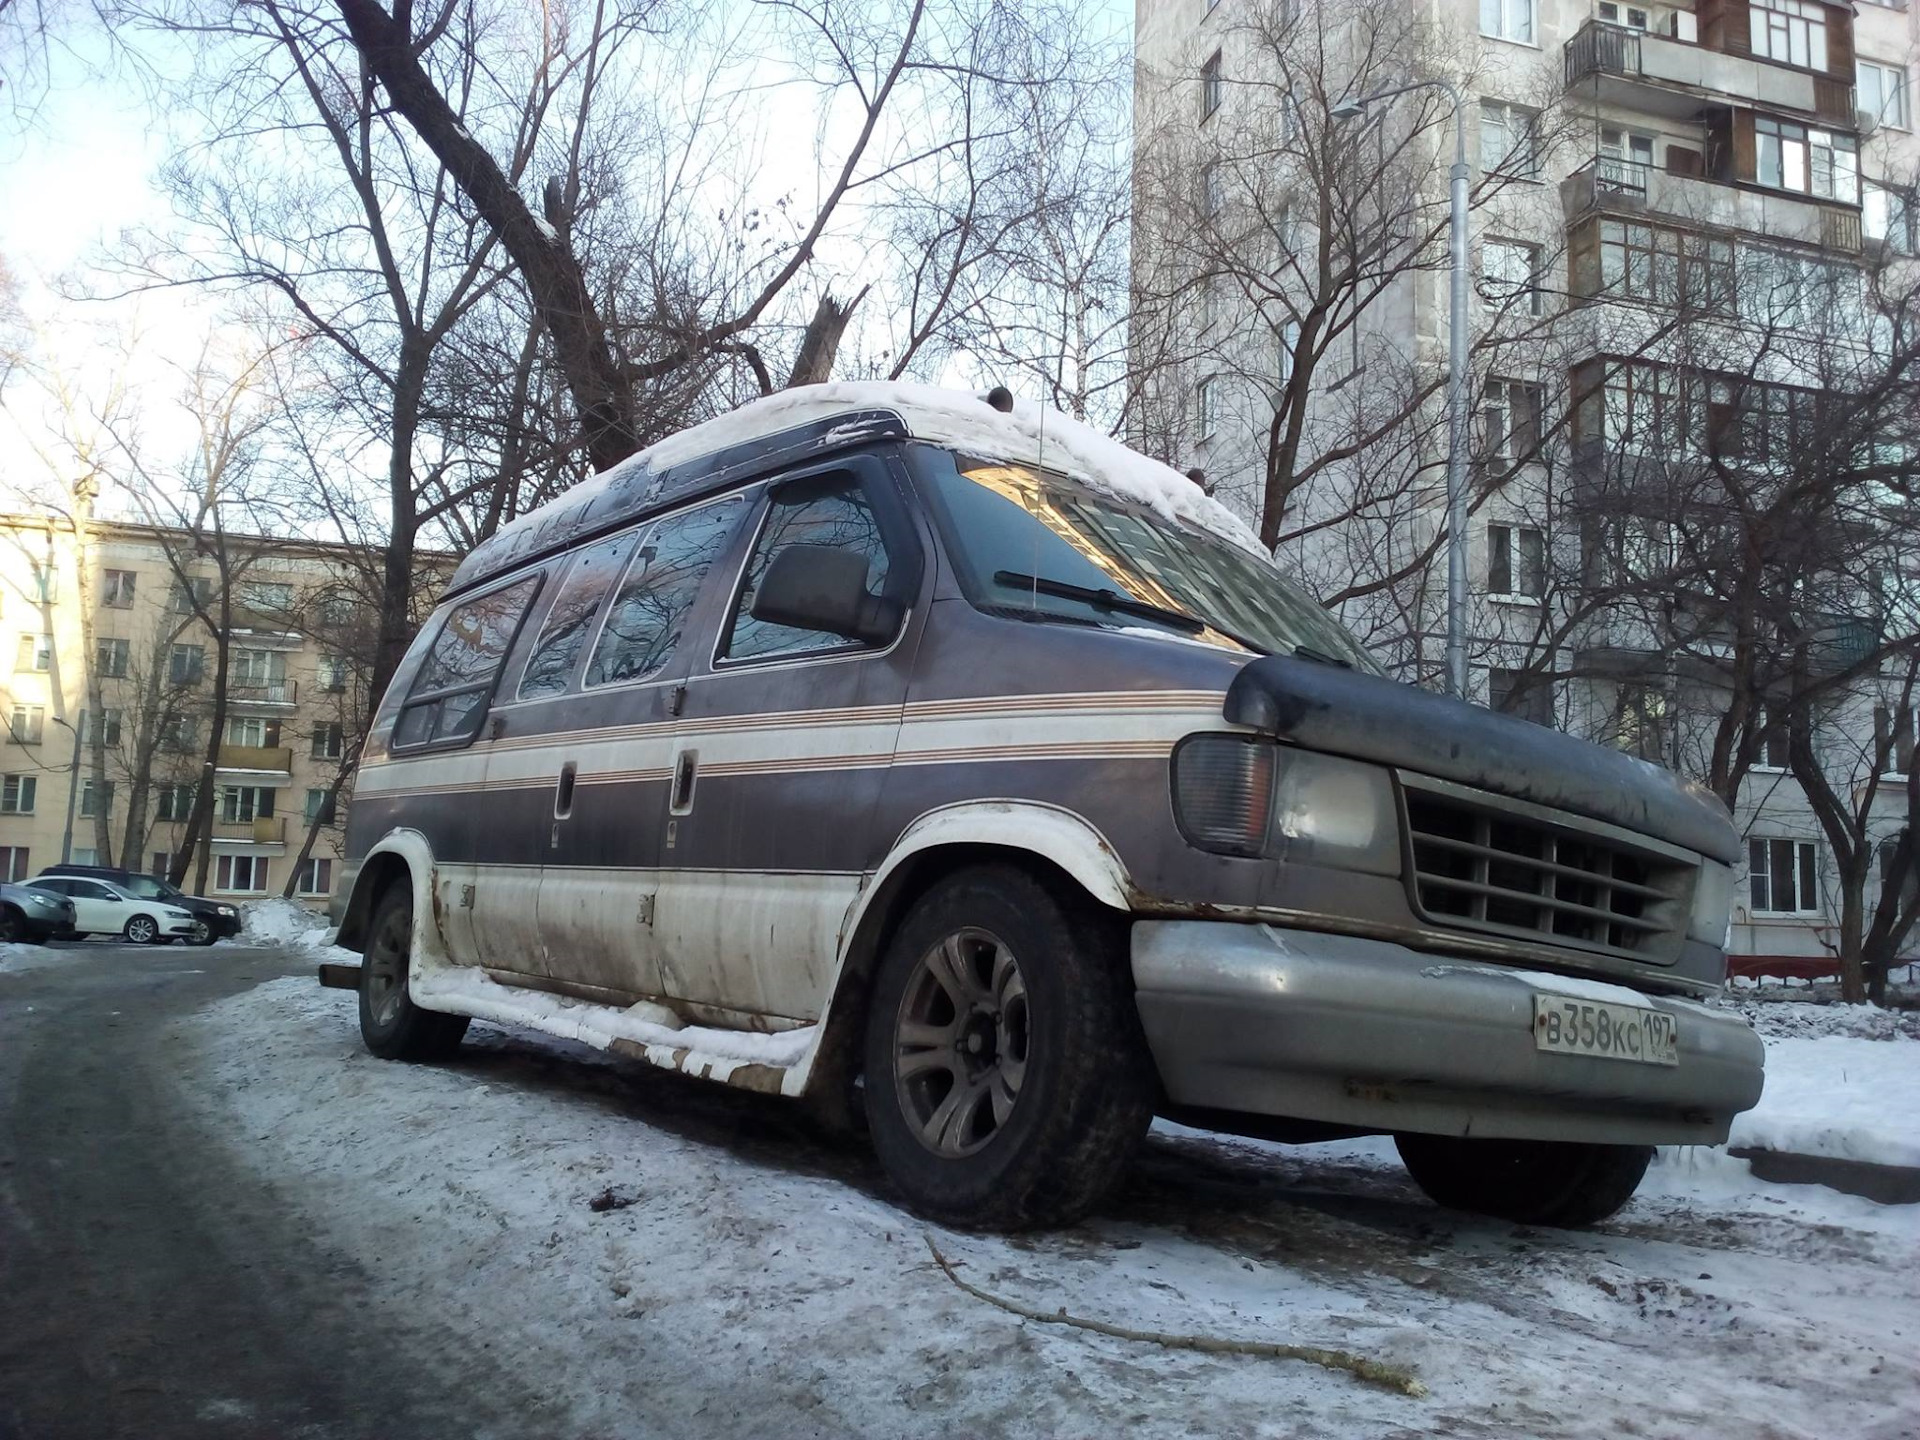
1729, 1147, 1920, 1205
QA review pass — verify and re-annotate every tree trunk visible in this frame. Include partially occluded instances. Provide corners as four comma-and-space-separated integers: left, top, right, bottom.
785, 291, 865, 388
332, 0, 638, 472
1834, 859, 1868, 1004
368, 335, 427, 716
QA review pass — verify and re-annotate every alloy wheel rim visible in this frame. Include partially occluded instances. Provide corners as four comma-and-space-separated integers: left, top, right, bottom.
892, 926, 1030, 1158
365, 907, 409, 1028
129, 917, 155, 943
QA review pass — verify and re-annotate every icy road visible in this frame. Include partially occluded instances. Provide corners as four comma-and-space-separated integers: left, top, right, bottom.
2, 943, 1916, 1439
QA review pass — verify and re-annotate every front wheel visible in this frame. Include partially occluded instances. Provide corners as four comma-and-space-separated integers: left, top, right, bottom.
1395, 1133, 1654, 1228
123, 914, 159, 945
359, 883, 470, 1062
0, 907, 24, 944
862, 864, 1153, 1230
187, 918, 215, 946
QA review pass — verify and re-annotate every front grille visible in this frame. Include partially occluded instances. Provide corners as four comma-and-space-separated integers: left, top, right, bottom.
1402, 782, 1694, 963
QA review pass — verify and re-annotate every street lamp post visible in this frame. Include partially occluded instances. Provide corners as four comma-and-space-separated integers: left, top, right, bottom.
50, 715, 82, 864
1331, 79, 1472, 698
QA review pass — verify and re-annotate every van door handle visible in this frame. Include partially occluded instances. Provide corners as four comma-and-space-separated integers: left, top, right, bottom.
554, 762, 577, 819
669, 749, 698, 816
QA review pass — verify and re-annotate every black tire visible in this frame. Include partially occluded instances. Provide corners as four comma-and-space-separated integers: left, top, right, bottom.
358, 883, 470, 1062
187, 919, 215, 946
122, 913, 160, 945
862, 864, 1153, 1230
1394, 1133, 1654, 1228
0, 907, 23, 944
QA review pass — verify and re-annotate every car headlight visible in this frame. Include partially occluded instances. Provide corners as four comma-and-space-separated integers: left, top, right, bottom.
27, 893, 57, 909
217, 905, 236, 916
1689, 858, 1735, 948
1171, 734, 1400, 875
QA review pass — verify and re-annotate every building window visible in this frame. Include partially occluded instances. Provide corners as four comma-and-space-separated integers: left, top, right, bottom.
295, 857, 334, 895
231, 647, 286, 686
1481, 239, 1542, 315
96, 636, 130, 678
1874, 703, 1917, 776
102, 569, 137, 608
82, 709, 122, 747
150, 851, 173, 879
1200, 51, 1222, 121
69, 848, 96, 866
1487, 523, 1546, 599
170, 575, 213, 614
1750, 0, 1827, 73
1748, 837, 1820, 914
241, 580, 295, 616
1200, 161, 1224, 219
1481, 380, 1543, 464
311, 722, 345, 760
318, 655, 350, 693
169, 645, 205, 686
1489, 668, 1555, 727
304, 788, 337, 825
219, 786, 275, 823
1865, 182, 1916, 255
7, 705, 44, 745
1756, 713, 1790, 770
1613, 683, 1670, 764
225, 716, 281, 748
0, 845, 27, 882
1594, 221, 1735, 313
155, 784, 198, 822
79, 779, 114, 818
1755, 117, 1857, 203
1479, 0, 1535, 44
1859, 60, 1911, 130
162, 715, 198, 752
17, 634, 53, 673
1597, 2, 1650, 28
215, 854, 270, 894
0, 775, 36, 814
1197, 376, 1219, 442
1480, 101, 1538, 180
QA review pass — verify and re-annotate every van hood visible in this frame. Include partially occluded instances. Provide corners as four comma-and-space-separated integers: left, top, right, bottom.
1224, 654, 1740, 866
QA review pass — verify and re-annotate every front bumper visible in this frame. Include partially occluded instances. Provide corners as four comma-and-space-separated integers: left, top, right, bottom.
161, 917, 199, 936
1132, 920, 1765, 1148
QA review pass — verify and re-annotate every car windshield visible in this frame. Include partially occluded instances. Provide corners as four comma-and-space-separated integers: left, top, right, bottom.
913, 449, 1382, 673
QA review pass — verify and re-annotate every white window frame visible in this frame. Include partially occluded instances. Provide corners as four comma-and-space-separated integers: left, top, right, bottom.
0, 774, 36, 814
1748, 836, 1822, 916
1197, 375, 1219, 442
1479, 101, 1539, 181
1200, 52, 1222, 122
1486, 522, 1547, 600
1479, 0, 1536, 45
18, 633, 54, 673
215, 853, 270, 894
1597, 2, 1650, 29
0, 845, 29, 883
1750, 0, 1828, 73
102, 569, 137, 608
96, 636, 130, 677
8, 704, 45, 745
1859, 60, 1911, 130
1481, 380, 1544, 464
1481, 239, 1543, 316
295, 856, 334, 896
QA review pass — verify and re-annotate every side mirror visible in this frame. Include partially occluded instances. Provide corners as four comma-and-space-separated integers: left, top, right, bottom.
749, 544, 901, 646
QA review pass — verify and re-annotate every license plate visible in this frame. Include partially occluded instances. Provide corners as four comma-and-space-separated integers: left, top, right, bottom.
1532, 993, 1678, 1066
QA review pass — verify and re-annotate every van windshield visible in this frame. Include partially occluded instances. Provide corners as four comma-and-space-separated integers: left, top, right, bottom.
915, 450, 1382, 674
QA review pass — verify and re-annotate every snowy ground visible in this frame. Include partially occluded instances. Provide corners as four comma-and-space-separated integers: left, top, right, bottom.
170, 976, 1920, 1440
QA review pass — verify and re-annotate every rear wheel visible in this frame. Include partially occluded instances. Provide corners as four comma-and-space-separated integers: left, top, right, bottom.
1395, 1133, 1654, 1228
359, 883, 469, 1061
123, 913, 159, 945
862, 864, 1152, 1230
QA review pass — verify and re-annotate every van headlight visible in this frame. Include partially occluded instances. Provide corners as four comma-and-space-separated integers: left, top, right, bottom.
1170, 734, 1400, 874
1689, 858, 1735, 947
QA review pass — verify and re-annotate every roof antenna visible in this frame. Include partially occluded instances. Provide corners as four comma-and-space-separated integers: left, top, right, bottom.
985, 385, 1014, 413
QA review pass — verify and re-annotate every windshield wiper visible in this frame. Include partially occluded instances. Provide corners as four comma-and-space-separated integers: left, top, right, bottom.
993, 570, 1206, 634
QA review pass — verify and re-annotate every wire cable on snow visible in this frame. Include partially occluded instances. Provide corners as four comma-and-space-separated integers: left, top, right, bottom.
923, 1235, 1427, 1397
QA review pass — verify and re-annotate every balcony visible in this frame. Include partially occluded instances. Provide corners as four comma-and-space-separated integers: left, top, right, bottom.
216, 744, 294, 779
212, 816, 287, 846
227, 678, 299, 710
1564, 20, 1853, 126
1562, 159, 1862, 254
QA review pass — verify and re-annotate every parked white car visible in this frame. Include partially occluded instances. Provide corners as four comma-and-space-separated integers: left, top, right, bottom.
26, 876, 198, 944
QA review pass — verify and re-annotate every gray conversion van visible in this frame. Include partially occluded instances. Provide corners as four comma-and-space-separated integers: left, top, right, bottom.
331, 381, 1763, 1231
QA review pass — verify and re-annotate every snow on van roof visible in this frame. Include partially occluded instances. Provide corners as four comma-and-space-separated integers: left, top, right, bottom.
456, 382, 1265, 592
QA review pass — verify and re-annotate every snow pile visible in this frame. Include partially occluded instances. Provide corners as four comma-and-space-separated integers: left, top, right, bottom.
238, 897, 338, 951
1729, 1034, 1920, 1169
1716, 993, 1920, 1042
173, 976, 1920, 1440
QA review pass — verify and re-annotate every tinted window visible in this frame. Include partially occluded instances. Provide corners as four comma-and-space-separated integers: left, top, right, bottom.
519, 532, 639, 700
393, 575, 541, 749
585, 498, 745, 688
119, 876, 167, 899
722, 478, 894, 662
33, 879, 70, 895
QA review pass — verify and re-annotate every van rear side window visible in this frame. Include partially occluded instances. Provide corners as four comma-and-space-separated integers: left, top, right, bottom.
518, 532, 639, 700
585, 496, 745, 688
393, 575, 541, 749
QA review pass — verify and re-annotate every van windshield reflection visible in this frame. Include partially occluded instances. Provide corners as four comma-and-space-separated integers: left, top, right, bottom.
918, 453, 1382, 674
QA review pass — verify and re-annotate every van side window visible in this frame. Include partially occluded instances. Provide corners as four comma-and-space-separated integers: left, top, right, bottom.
585, 496, 745, 688
721, 477, 894, 662
518, 531, 639, 700
393, 575, 541, 749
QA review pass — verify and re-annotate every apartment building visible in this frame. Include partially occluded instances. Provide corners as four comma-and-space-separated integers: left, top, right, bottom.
1133, 0, 1920, 971
0, 514, 380, 909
